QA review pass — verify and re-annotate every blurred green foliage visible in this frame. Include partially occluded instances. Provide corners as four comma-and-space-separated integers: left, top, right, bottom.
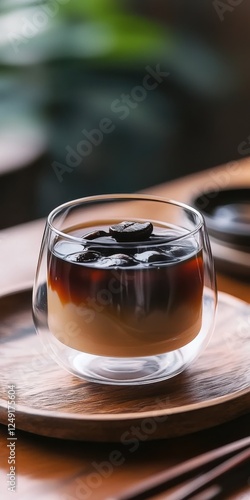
0, 0, 168, 66
0, 0, 244, 223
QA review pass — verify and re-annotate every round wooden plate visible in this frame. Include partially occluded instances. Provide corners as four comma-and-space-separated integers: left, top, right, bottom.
0, 289, 249, 442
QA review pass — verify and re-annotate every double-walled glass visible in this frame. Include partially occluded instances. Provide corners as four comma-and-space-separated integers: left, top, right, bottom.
32, 194, 217, 385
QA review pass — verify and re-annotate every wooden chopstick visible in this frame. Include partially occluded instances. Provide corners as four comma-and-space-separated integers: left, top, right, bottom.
166, 447, 250, 500
110, 436, 250, 500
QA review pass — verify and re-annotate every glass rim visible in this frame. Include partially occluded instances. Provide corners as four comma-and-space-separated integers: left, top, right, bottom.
47, 193, 204, 246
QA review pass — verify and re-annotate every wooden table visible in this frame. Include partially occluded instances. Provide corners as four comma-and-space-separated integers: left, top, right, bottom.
0, 160, 250, 499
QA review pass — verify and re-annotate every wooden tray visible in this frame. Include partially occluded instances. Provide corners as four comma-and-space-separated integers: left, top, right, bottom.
0, 289, 249, 442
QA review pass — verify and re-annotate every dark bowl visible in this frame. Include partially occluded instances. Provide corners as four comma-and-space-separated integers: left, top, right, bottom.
192, 187, 250, 250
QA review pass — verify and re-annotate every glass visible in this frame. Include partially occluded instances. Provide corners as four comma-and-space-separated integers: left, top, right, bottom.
32, 194, 217, 385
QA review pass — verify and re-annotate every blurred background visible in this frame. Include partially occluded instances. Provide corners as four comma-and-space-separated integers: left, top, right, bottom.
1, 0, 250, 228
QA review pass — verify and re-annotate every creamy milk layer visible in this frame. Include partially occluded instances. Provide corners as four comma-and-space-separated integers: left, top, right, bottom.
47, 220, 204, 357
48, 288, 202, 356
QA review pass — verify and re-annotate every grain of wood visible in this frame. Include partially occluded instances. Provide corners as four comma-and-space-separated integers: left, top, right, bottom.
0, 290, 249, 441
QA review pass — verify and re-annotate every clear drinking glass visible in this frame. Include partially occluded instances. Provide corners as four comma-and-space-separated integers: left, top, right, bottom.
32, 194, 217, 385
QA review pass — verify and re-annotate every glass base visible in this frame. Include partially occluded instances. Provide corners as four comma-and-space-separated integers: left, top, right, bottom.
39, 291, 215, 386
71, 351, 184, 385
